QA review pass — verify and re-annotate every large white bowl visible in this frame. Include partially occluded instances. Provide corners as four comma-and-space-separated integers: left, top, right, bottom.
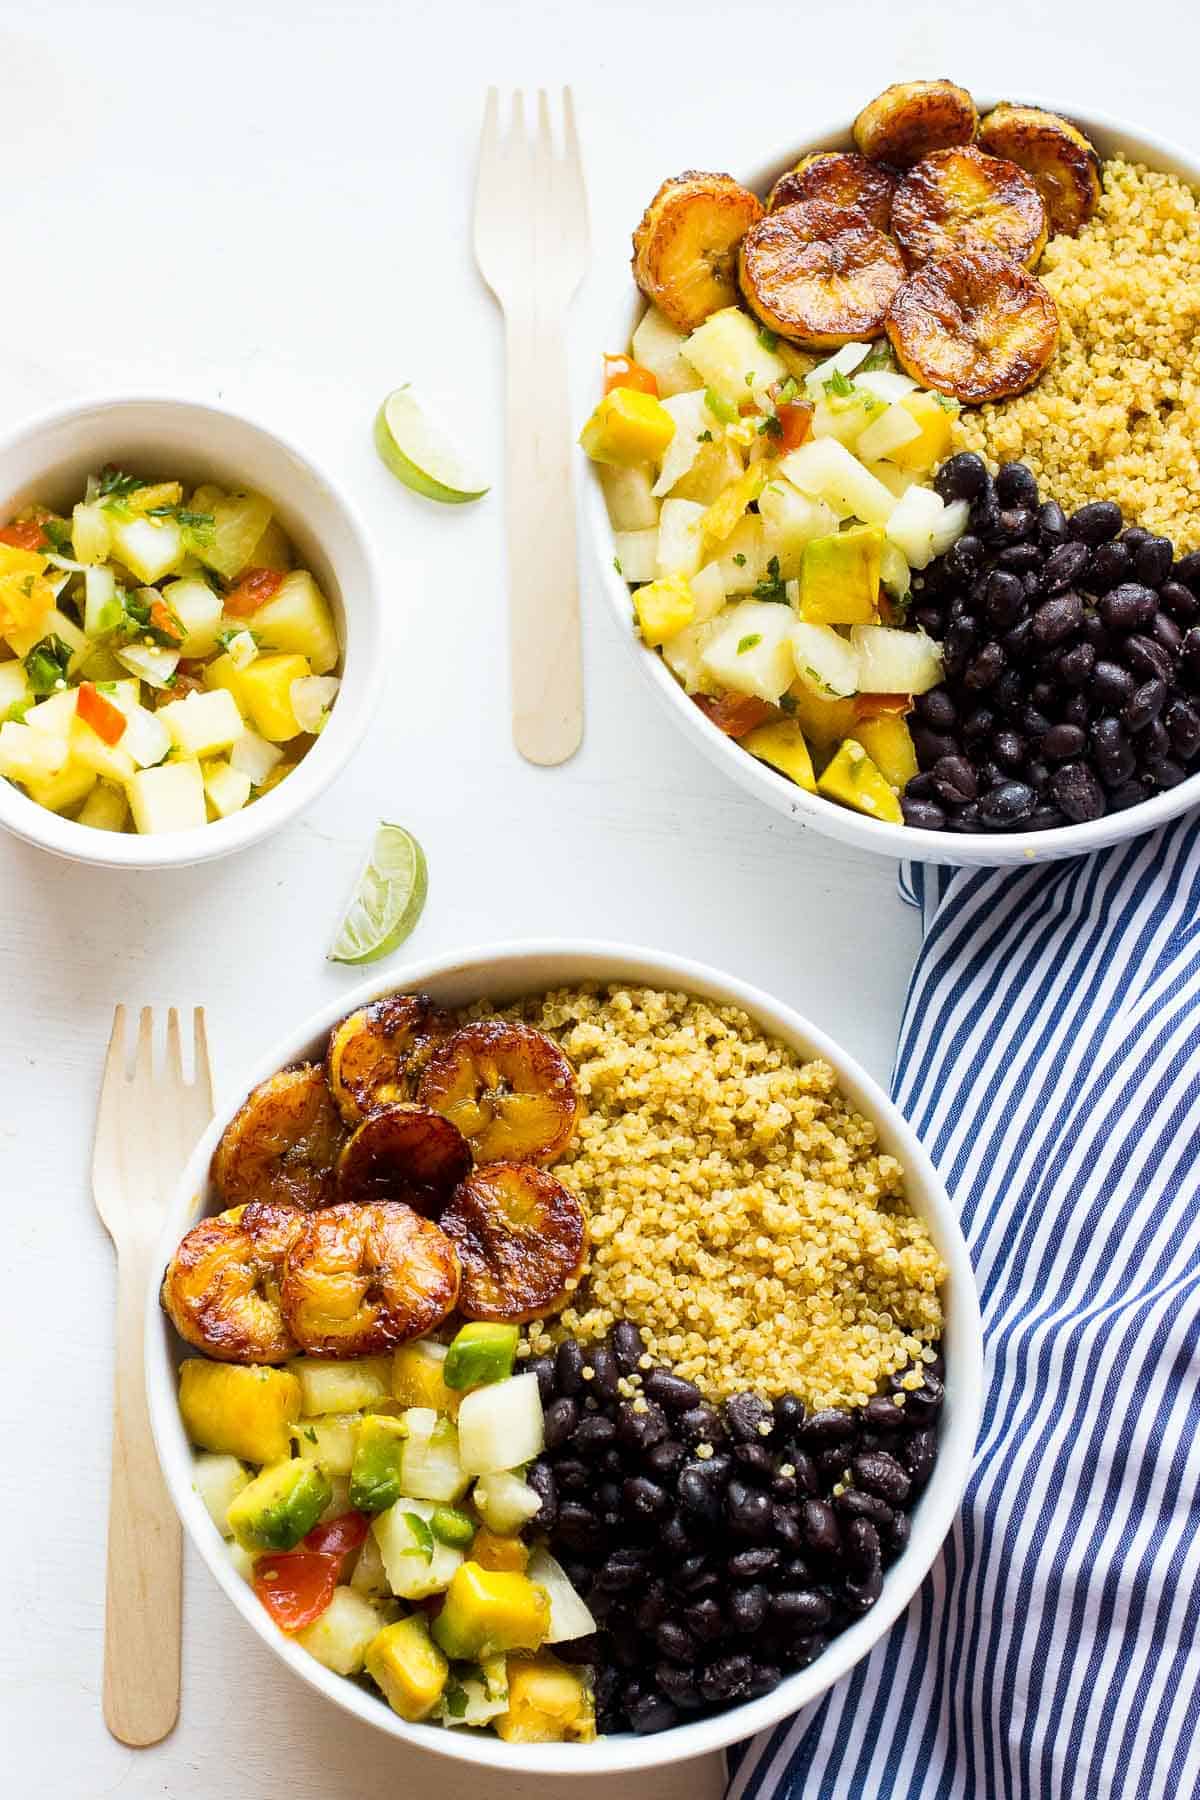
146, 939, 983, 1776
0, 395, 383, 868
588, 103, 1200, 867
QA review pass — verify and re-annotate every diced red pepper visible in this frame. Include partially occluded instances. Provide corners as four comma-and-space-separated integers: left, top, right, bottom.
0, 513, 50, 551
225, 566, 284, 618
603, 354, 659, 398
253, 1552, 341, 1633
855, 692, 912, 720
76, 681, 127, 746
776, 401, 814, 453
303, 1511, 369, 1560
148, 600, 184, 645
693, 692, 781, 738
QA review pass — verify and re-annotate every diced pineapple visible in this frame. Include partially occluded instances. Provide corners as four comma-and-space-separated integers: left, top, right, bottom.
889, 390, 956, 472
195, 491, 275, 581
108, 514, 184, 585
70, 719, 137, 787
203, 652, 246, 706
759, 480, 840, 579
780, 438, 897, 526
293, 1356, 392, 1416
713, 514, 765, 594
810, 388, 884, 450
680, 305, 788, 407
651, 390, 719, 498
237, 653, 310, 741
597, 462, 659, 532
246, 516, 293, 572
203, 759, 252, 819
125, 481, 183, 515
295, 1587, 382, 1676
158, 688, 244, 759
250, 570, 339, 675
856, 401, 922, 464
349, 1530, 391, 1599
24, 689, 79, 736
791, 621, 861, 699
129, 759, 206, 834
0, 658, 32, 718
372, 1499, 464, 1600
633, 576, 694, 647
852, 623, 943, 694
851, 712, 919, 788
391, 1341, 460, 1417
818, 738, 904, 823
26, 760, 97, 813
70, 502, 112, 565
700, 463, 768, 550
192, 1453, 251, 1536
741, 719, 817, 791
655, 497, 706, 581
77, 780, 129, 831
661, 620, 719, 694
178, 1359, 301, 1464
0, 720, 70, 783
164, 578, 225, 657
6, 606, 91, 673
690, 561, 726, 623
700, 601, 796, 703
884, 485, 947, 570
871, 462, 919, 500
293, 1411, 363, 1476
669, 436, 744, 505
579, 389, 675, 467
612, 528, 658, 584
631, 305, 703, 397
366, 1616, 449, 1721
494, 1652, 596, 1744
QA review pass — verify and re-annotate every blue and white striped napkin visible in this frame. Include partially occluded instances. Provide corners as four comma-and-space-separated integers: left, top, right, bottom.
729, 813, 1200, 1800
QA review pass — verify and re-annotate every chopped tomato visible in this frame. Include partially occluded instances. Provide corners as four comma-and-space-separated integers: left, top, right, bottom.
603, 354, 658, 398
304, 1511, 369, 1561
776, 401, 813, 453
76, 682, 127, 746
693, 692, 780, 738
253, 1551, 341, 1633
855, 692, 912, 720
0, 515, 50, 551
225, 566, 284, 618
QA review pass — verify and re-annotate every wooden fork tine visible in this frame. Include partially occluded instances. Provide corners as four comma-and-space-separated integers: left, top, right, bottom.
165, 1006, 183, 1083
561, 87, 587, 215
193, 1007, 212, 1106
134, 1004, 154, 1085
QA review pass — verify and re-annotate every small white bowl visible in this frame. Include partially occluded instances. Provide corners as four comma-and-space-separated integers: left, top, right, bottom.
587, 103, 1200, 867
145, 939, 983, 1777
0, 395, 383, 868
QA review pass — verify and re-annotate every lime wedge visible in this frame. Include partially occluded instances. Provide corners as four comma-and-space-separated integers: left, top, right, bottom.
328, 823, 428, 965
374, 386, 490, 504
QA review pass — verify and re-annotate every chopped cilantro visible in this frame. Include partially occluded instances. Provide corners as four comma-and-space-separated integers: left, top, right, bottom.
933, 392, 960, 414
704, 388, 737, 425
757, 325, 780, 352
824, 369, 856, 399
216, 626, 259, 650
696, 429, 714, 443
23, 634, 73, 695
5, 699, 31, 724
737, 633, 761, 654
177, 508, 216, 545
860, 343, 895, 373
443, 1687, 469, 1720
733, 553, 747, 567
744, 371, 755, 387
304, 1427, 318, 1444
752, 555, 788, 603
778, 691, 797, 714
775, 376, 802, 407
42, 518, 72, 554
19, 575, 35, 598
613, 556, 623, 576
757, 414, 783, 439
403, 1512, 435, 1562
96, 467, 148, 514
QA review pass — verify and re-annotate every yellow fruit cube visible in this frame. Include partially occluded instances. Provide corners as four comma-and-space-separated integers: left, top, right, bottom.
851, 713, 918, 789
125, 481, 183, 515
202, 759, 252, 819
579, 389, 676, 468
800, 526, 883, 626
701, 462, 769, 549
71, 502, 111, 565
633, 575, 695, 646
196, 491, 274, 581
77, 781, 130, 831
889, 391, 955, 472
295, 1588, 381, 1676
784, 683, 858, 755
0, 542, 54, 635
69, 719, 137, 787
365, 1616, 449, 1722
818, 738, 904, 824
26, 760, 97, 814
178, 1360, 301, 1464
129, 759, 207, 834
293, 1356, 393, 1416
108, 514, 184, 585
391, 1342, 460, 1417
0, 720, 70, 783
741, 720, 817, 791
251, 571, 339, 675
430, 1562, 551, 1660
237, 653, 310, 741
494, 1653, 597, 1744
471, 1528, 530, 1574
158, 688, 244, 758
247, 517, 293, 572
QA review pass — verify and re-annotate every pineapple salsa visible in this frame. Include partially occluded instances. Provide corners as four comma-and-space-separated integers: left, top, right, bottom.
0, 470, 341, 834
582, 307, 966, 825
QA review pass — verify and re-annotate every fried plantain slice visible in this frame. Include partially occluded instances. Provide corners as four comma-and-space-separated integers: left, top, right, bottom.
326, 993, 449, 1124
335, 1103, 472, 1214
161, 1201, 304, 1364
768, 152, 897, 233
211, 1064, 344, 1211
892, 146, 1047, 268
739, 200, 906, 348
417, 1020, 581, 1165
978, 102, 1102, 237
632, 170, 765, 333
853, 79, 979, 168
280, 1199, 460, 1357
886, 249, 1059, 403
440, 1163, 588, 1324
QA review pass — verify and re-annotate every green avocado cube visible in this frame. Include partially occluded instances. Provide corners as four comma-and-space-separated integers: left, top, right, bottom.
226, 1457, 332, 1552
349, 1414, 409, 1515
443, 1323, 520, 1390
800, 526, 883, 626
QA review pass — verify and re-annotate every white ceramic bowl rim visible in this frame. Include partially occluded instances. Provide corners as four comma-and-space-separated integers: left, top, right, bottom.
587, 98, 1200, 867
0, 392, 384, 869
145, 938, 983, 1776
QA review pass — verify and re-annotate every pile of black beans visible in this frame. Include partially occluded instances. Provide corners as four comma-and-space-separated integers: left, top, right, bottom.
525, 1323, 943, 1736
900, 452, 1200, 833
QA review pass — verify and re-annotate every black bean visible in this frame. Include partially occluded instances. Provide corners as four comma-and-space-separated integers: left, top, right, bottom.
748, 1662, 784, 1699
815, 1445, 851, 1483
864, 1395, 908, 1432
656, 1663, 700, 1710
1069, 500, 1122, 544
596, 1478, 622, 1523
682, 1594, 724, 1642
677, 1404, 725, 1447
1125, 634, 1174, 683
589, 1344, 619, 1401
1002, 618, 1036, 663
801, 1408, 856, 1445
527, 1460, 558, 1530
790, 1451, 818, 1494
1042, 722, 1086, 761
1059, 642, 1096, 687
1032, 592, 1083, 644
945, 802, 982, 833
853, 1451, 912, 1504
799, 1497, 841, 1557
884, 1509, 911, 1558
991, 733, 1026, 773
643, 1369, 702, 1413
622, 1475, 669, 1521
526, 1355, 555, 1404
996, 541, 1043, 575
1140, 719, 1171, 761
931, 754, 977, 804
1039, 500, 1069, 544
726, 1480, 773, 1540
616, 1399, 669, 1450
978, 781, 1035, 828
1086, 541, 1131, 592
700, 1653, 754, 1704
600, 1447, 624, 1474
555, 1340, 585, 1395
844, 1517, 882, 1574
555, 1501, 597, 1550
635, 1581, 668, 1631
725, 1392, 774, 1442
1160, 580, 1200, 623
733, 1442, 775, 1480
659, 1514, 693, 1556
905, 1374, 945, 1423
1152, 612, 1183, 657
608, 1320, 644, 1373
979, 569, 1024, 629
1123, 679, 1167, 733
543, 1396, 579, 1449
996, 461, 1038, 508
629, 1694, 678, 1735
729, 1584, 769, 1633
907, 773, 938, 800
771, 1504, 805, 1552
998, 505, 1037, 542
1028, 803, 1066, 830
1019, 704, 1052, 741
1051, 761, 1107, 823
672, 1553, 715, 1594
1099, 583, 1157, 632
944, 535, 984, 583
916, 687, 958, 732
1134, 535, 1173, 586
1043, 541, 1090, 592
970, 487, 1001, 540
1093, 718, 1134, 780
914, 604, 945, 635
911, 725, 958, 769
1063, 692, 1092, 731
779, 1554, 814, 1586
1027, 760, 1051, 794
728, 1546, 779, 1581
1166, 697, 1200, 759
771, 1588, 834, 1628
836, 1487, 895, 1528
1173, 551, 1200, 596
1144, 756, 1187, 789
1183, 628, 1200, 688
844, 1565, 884, 1613
964, 642, 1006, 689
772, 1394, 805, 1437
678, 1462, 724, 1525
901, 797, 947, 830
1122, 526, 1151, 551
645, 1438, 686, 1481
573, 1413, 617, 1454
655, 1618, 697, 1662
596, 1547, 650, 1592
1091, 660, 1136, 708
936, 451, 989, 502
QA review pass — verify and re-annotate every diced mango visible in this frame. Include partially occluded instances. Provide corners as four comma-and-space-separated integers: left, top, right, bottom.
800, 526, 883, 626
0, 543, 54, 635
366, 1616, 449, 1722
203, 652, 246, 706
237, 653, 310, 741
633, 575, 695, 647
391, 1341, 460, 1418
851, 713, 919, 789
784, 683, 859, 755
701, 462, 769, 549
430, 1562, 550, 1661
817, 738, 904, 823
178, 1359, 301, 1464
203, 758, 252, 819
889, 391, 955, 472
741, 719, 817, 791
494, 1653, 597, 1744
471, 1528, 530, 1574
579, 389, 676, 468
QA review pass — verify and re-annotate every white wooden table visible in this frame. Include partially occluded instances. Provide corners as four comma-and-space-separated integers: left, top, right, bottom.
2, 2, 1193, 1794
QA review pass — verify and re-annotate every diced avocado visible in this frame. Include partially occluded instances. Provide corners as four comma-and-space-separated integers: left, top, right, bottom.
430, 1506, 476, 1548
817, 738, 904, 824
578, 389, 675, 468
741, 720, 817, 792
178, 1360, 301, 1465
226, 1458, 333, 1552
391, 1340, 460, 1417
365, 1615, 449, 1722
851, 713, 918, 790
470, 1527, 530, 1574
349, 1414, 409, 1514
494, 1652, 597, 1744
430, 1562, 551, 1661
801, 526, 883, 626
443, 1323, 520, 1391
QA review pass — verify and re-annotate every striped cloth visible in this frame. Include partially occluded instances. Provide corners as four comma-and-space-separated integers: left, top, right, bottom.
729, 812, 1200, 1800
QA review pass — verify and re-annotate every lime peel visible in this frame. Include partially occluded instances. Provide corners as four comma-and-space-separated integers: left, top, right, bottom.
374, 386, 490, 505
328, 822, 428, 965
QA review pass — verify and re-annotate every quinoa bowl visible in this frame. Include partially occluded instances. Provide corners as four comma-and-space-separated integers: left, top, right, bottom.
587, 101, 1200, 867
146, 940, 982, 1776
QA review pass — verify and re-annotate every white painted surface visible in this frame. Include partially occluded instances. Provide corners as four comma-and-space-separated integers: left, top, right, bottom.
1, 1, 1193, 1794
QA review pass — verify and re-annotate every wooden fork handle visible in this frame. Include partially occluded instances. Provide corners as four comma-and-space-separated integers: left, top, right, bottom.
504, 309, 584, 766
103, 1243, 181, 1746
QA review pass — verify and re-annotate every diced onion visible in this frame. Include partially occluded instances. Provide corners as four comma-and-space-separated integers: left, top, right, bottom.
116, 643, 180, 689
526, 1548, 598, 1643
230, 729, 283, 785
290, 675, 340, 735
121, 706, 172, 769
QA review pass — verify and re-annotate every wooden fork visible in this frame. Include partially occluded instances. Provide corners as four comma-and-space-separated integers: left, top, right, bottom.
475, 86, 590, 767
93, 1006, 213, 1746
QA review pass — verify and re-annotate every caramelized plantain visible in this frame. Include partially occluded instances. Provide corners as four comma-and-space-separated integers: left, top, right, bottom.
739, 200, 906, 348
632, 171, 765, 333
280, 1200, 460, 1357
440, 1163, 588, 1324
853, 79, 979, 168
417, 1020, 580, 1165
978, 102, 1101, 237
892, 146, 1047, 268
768, 152, 897, 233
210, 1064, 344, 1211
161, 1201, 304, 1364
326, 993, 449, 1124
335, 1103, 472, 1213
886, 249, 1059, 403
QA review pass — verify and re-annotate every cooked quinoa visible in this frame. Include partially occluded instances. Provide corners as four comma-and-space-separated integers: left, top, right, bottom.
496, 985, 946, 1408
953, 157, 1200, 550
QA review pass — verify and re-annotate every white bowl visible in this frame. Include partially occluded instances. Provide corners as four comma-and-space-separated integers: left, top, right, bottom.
588, 103, 1200, 866
145, 939, 983, 1776
0, 395, 383, 868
